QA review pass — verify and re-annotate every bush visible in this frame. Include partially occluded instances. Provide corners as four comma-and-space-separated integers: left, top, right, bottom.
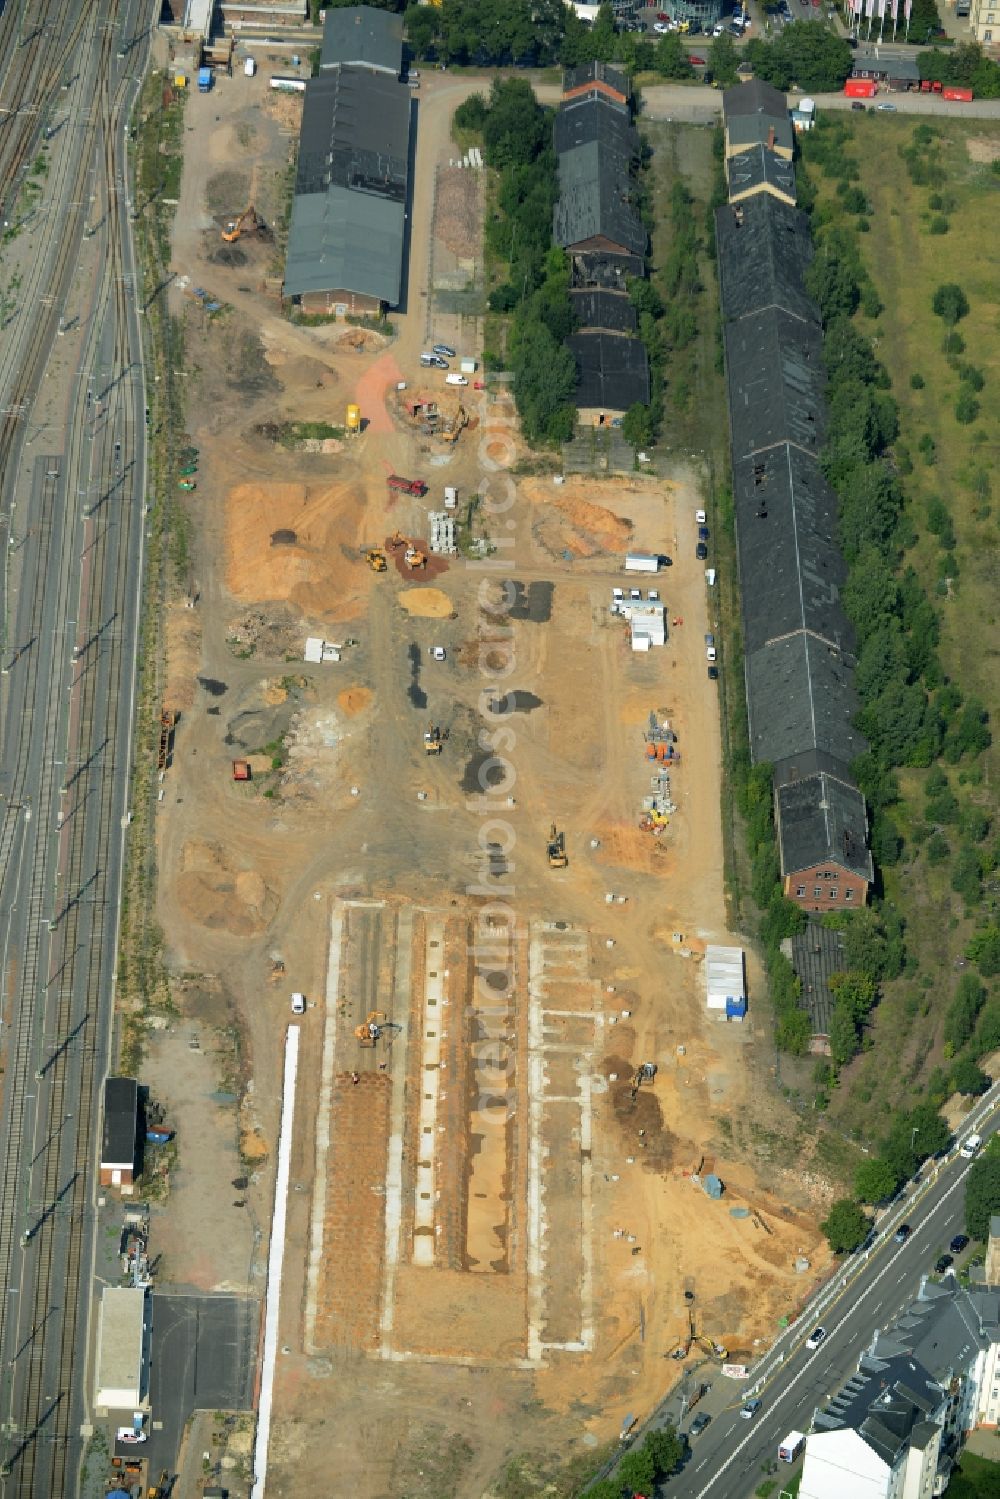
910, 372, 925, 390
966, 1145, 1000, 1241
928, 215, 950, 235
821, 1197, 869, 1254
932, 282, 970, 324
956, 392, 980, 425
951, 1056, 990, 1097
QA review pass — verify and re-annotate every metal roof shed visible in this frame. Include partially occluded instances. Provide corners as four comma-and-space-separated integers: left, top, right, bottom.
94, 1287, 149, 1410
319, 5, 403, 75
705, 945, 745, 1011
284, 187, 406, 305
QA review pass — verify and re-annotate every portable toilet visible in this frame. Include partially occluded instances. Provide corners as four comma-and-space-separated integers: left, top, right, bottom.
346, 404, 361, 434
173, 72, 187, 89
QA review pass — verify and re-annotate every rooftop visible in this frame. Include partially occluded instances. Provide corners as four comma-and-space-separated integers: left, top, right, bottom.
734, 445, 853, 656
726, 113, 795, 155
101, 1076, 138, 1168
565, 330, 650, 412
722, 78, 790, 121
776, 771, 873, 883
294, 69, 410, 200
562, 60, 630, 103
95, 1287, 147, 1400
869, 1277, 1000, 1386
725, 306, 827, 462
554, 140, 646, 255
571, 250, 645, 290
727, 143, 797, 205
786, 922, 848, 1036
745, 632, 867, 774
716, 194, 817, 326
554, 93, 638, 158
570, 288, 638, 334
319, 4, 403, 74
284, 186, 406, 304
813, 1353, 944, 1469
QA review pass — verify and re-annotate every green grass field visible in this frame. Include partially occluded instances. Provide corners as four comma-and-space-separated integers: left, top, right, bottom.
806, 115, 1000, 1132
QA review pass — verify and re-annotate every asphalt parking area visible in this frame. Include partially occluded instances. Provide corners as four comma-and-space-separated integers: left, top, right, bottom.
146, 1293, 257, 1474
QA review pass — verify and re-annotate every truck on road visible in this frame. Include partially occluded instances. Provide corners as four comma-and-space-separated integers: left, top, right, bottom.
198, 66, 213, 92
778, 1430, 806, 1462
387, 474, 427, 496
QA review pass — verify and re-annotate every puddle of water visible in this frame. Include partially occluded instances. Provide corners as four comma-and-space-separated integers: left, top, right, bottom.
198, 677, 228, 696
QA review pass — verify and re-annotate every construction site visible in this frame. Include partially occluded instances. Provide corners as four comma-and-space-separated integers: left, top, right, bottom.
144, 43, 833, 1499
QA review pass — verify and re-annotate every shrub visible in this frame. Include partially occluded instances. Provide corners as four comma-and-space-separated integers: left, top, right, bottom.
956, 392, 980, 425
910, 372, 925, 390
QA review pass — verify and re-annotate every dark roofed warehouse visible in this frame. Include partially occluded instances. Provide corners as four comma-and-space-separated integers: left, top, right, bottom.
101, 1076, 138, 1187
566, 331, 650, 414
725, 306, 827, 461
294, 69, 409, 200
716, 194, 817, 327
745, 634, 867, 774
569, 288, 638, 334
734, 445, 853, 656
776, 772, 873, 910
319, 4, 403, 74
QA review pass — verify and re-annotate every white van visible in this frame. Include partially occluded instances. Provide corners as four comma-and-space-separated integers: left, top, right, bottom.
244, 56, 257, 77
960, 1133, 982, 1159
419, 352, 435, 367
445, 373, 468, 386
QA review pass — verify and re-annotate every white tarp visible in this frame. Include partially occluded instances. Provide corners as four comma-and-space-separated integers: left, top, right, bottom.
706, 944, 745, 1010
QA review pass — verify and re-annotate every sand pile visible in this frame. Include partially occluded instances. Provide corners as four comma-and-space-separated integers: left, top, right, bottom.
337, 687, 372, 716
523, 479, 634, 559
398, 587, 452, 619
225, 481, 366, 621
176, 839, 278, 936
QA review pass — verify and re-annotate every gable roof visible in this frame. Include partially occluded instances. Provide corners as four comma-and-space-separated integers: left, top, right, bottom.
716, 194, 817, 326
102, 1076, 138, 1167
727, 114, 795, 154
727, 143, 797, 204
554, 140, 646, 255
745, 632, 866, 773
734, 445, 853, 656
554, 93, 638, 157
295, 69, 410, 201
813, 1352, 944, 1467
787, 923, 848, 1035
284, 187, 405, 303
571, 250, 645, 290
562, 60, 630, 105
776, 772, 873, 882
320, 4, 403, 74
570, 288, 638, 334
725, 306, 827, 462
869, 1278, 1000, 1387
565, 331, 650, 412
722, 79, 790, 121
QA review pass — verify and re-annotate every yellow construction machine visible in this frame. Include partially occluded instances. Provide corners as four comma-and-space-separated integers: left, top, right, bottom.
404, 545, 426, 570
354, 1011, 386, 1047
366, 549, 387, 572
546, 823, 567, 868
222, 204, 259, 243
424, 724, 442, 756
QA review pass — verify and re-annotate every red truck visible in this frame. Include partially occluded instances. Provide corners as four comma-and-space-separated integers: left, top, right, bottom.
942, 86, 974, 102
845, 78, 877, 99
919, 79, 944, 92
387, 474, 427, 496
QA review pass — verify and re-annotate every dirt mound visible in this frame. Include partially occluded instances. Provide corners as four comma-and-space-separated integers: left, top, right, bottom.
176, 839, 278, 936
523, 479, 634, 560
225, 482, 367, 621
338, 687, 372, 716
398, 587, 453, 619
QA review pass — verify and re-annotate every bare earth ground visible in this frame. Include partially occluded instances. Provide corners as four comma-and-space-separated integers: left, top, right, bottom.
149, 59, 831, 1498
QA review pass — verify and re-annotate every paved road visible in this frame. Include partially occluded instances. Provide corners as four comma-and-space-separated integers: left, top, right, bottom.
0, 0, 154, 1492
637, 81, 1000, 120
636, 1089, 1000, 1498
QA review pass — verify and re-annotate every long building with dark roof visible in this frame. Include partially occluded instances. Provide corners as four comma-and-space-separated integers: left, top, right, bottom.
716, 95, 873, 916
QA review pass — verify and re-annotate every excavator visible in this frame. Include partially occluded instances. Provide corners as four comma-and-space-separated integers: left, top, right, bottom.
670, 1308, 728, 1362
222, 204, 259, 243
404, 545, 426, 570
424, 724, 442, 756
354, 1011, 386, 1047
546, 823, 567, 868
366, 548, 387, 572
387, 530, 407, 551
629, 1061, 657, 1100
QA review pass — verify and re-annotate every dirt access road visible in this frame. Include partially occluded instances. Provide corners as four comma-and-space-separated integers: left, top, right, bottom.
147, 56, 830, 1498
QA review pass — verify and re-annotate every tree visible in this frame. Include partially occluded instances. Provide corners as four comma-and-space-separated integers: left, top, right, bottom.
404, 3, 439, 57
829, 1003, 860, 1067
616, 1448, 656, 1490
643, 1426, 683, 1478
622, 403, 655, 448
944, 974, 986, 1051
821, 1198, 869, 1254
654, 32, 695, 79
829, 970, 878, 1022
854, 1157, 901, 1204
967, 926, 1000, 978
951, 1056, 990, 1097
482, 78, 551, 168
931, 282, 970, 326
907, 0, 944, 46
965, 1145, 1000, 1240
708, 32, 739, 87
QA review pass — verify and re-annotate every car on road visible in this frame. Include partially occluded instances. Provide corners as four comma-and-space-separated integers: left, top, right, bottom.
876, 102, 897, 112
653, 21, 670, 31
712, 21, 726, 34
960, 1133, 982, 1158
689, 1413, 711, 1437
688, 54, 706, 64
894, 1223, 911, 1242
740, 1398, 762, 1420
116, 1427, 147, 1445
291, 992, 306, 1014
851, 101, 867, 111
806, 1325, 827, 1349
950, 1234, 970, 1254
708, 665, 719, 680
935, 1253, 954, 1273
698, 525, 709, 540
706, 645, 717, 663
433, 342, 456, 358
696, 541, 708, 560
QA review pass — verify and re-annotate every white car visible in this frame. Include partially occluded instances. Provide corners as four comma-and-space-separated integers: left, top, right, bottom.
712, 21, 726, 34
695, 508, 707, 524
706, 645, 717, 663
445, 373, 468, 386
291, 992, 306, 1015
806, 1325, 827, 1350
430, 646, 446, 661
116, 1427, 147, 1445
653, 20, 670, 31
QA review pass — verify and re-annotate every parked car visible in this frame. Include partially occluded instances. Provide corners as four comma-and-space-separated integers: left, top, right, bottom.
894, 1223, 911, 1243
688, 54, 706, 65
708, 665, 719, 681
712, 21, 726, 34
950, 1234, 970, 1254
429, 646, 447, 661
851, 101, 867, 111
706, 645, 717, 663
445, 373, 468, 386
704, 632, 715, 647
433, 342, 456, 358
291, 992, 306, 1014
698, 525, 709, 540
695, 508, 707, 524
806, 1326, 827, 1349
657, 9, 670, 17
653, 21, 670, 32
689, 1413, 711, 1437
741, 1399, 762, 1420
876, 102, 897, 112
696, 541, 708, 560
935, 1254, 954, 1274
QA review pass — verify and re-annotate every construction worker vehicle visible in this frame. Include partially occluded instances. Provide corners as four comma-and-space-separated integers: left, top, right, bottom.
354, 1011, 386, 1047
222, 204, 260, 243
546, 824, 568, 868
387, 474, 427, 496
424, 725, 442, 756
366, 549, 387, 572
403, 546, 426, 570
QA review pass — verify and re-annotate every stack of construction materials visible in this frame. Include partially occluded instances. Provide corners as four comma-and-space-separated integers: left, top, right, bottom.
428, 511, 457, 555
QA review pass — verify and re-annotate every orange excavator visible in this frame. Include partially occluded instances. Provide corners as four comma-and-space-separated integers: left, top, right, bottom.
222, 205, 259, 243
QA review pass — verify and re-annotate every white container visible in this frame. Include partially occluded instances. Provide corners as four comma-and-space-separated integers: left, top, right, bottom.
445, 373, 468, 386
444, 487, 458, 509
625, 553, 660, 574
244, 56, 257, 77
460, 358, 476, 374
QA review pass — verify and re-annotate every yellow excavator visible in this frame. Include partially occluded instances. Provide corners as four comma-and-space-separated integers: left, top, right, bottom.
424, 725, 442, 756
354, 1011, 386, 1048
222, 204, 259, 243
546, 823, 567, 868
366, 549, 387, 572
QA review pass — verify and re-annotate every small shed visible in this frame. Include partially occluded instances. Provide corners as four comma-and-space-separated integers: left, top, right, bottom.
100, 1076, 138, 1188
705, 945, 746, 1013
703, 1174, 725, 1199
94, 1287, 149, 1410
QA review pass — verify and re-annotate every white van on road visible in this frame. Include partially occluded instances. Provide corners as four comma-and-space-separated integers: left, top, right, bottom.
960, 1133, 982, 1159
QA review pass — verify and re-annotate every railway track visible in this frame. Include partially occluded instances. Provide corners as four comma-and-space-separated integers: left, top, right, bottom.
0, 0, 151, 1488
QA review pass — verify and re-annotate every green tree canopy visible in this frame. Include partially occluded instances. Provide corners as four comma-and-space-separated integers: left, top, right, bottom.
854, 1157, 901, 1204
967, 926, 1000, 978
931, 282, 970, 326
966, 1144, 1000, 1241
951, 1056, 990, 1098
821, 1198, 869, 1254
